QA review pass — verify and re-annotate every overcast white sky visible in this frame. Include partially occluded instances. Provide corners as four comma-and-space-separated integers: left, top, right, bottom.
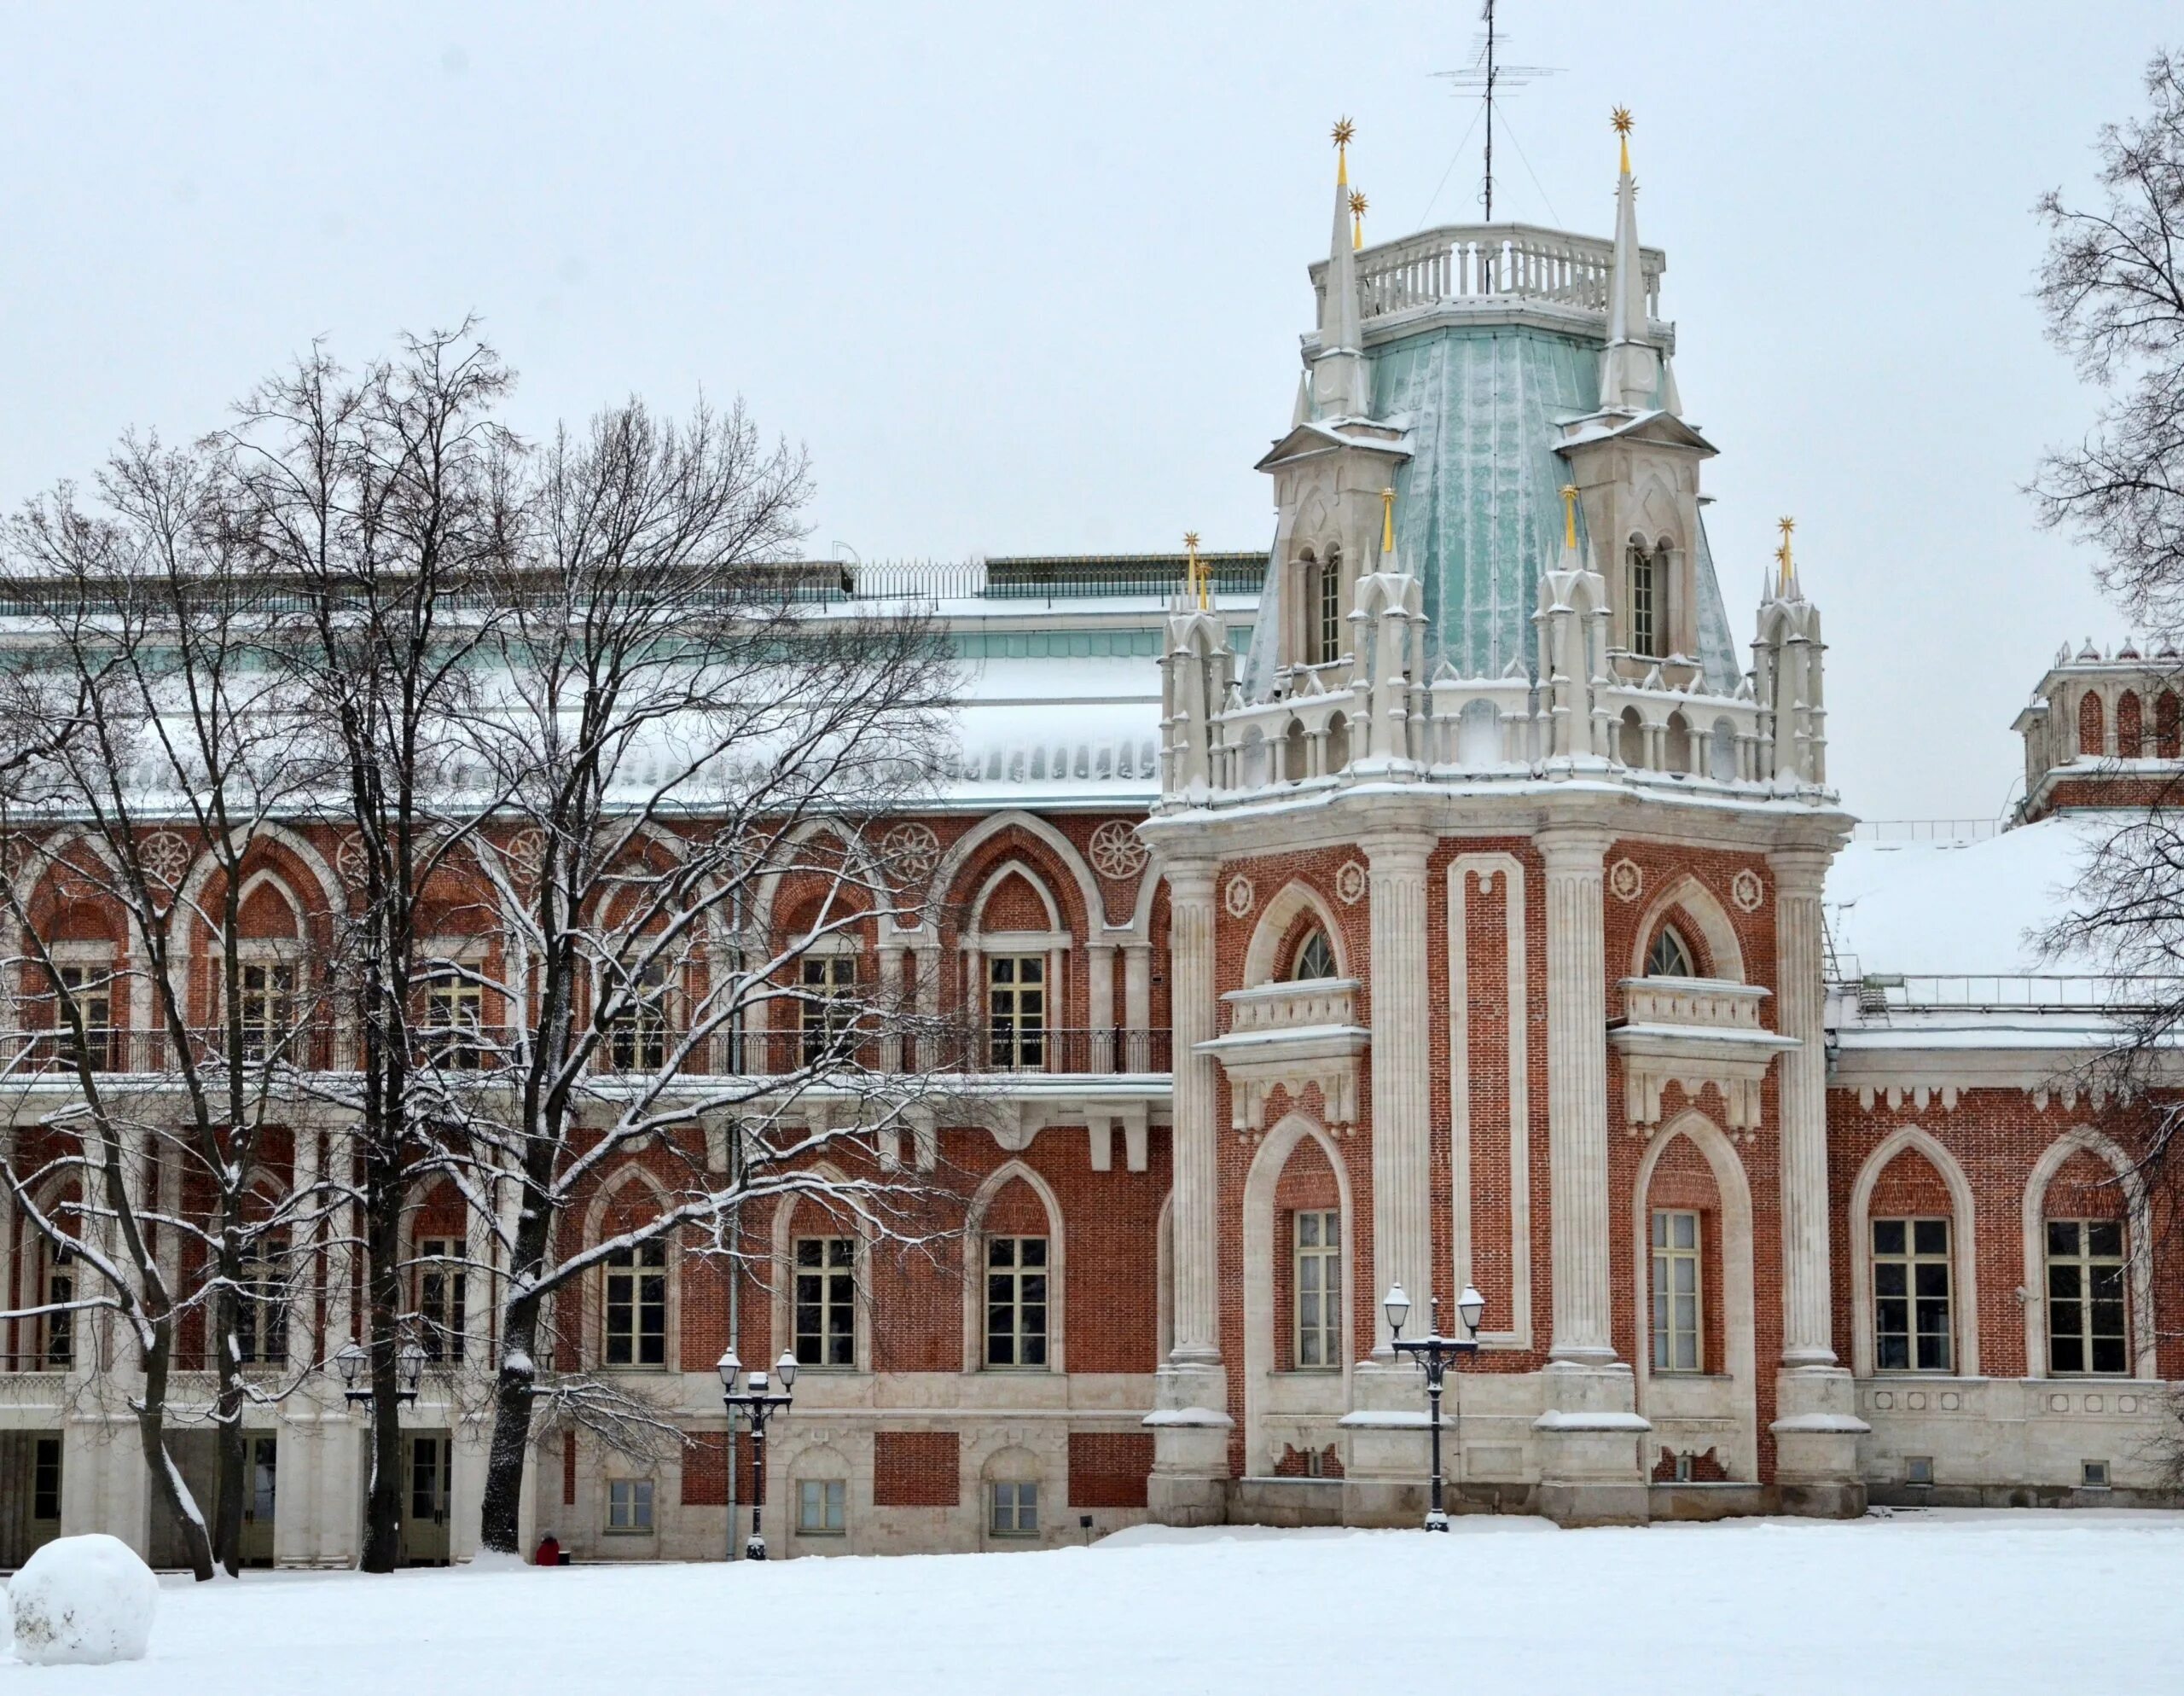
0, 3, 2170, 817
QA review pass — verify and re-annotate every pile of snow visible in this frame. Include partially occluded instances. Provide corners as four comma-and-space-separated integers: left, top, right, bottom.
6, 1532, 159, 1665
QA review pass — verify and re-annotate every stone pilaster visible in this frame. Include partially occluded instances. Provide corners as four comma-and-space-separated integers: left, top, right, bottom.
1148, 862, 1228, 1523
1364, 835, 1432, 1352
1767, 847, 1867, 1514
1533, 826, 1648, 1525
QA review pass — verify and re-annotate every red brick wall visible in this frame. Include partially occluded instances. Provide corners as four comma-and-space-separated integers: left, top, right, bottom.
1067, 1432, 1154, 1507
681, 1431, 756, 1506
873, 1431, 959, 1507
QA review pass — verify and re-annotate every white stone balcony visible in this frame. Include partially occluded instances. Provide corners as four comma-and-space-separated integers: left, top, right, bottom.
1196, 979, 1368, 1132
1607, 976, 1797, 1133
1308, 222, 1670, 343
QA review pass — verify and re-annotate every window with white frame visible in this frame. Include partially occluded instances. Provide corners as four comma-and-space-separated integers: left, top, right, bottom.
40, 1241, 73, 1368
603, 1240, 668, 1367
236, 961, 293, 1063
608, 958, 669, 1072
799, 955, 857, 1066
986, 955, 1046, 1070
984, 1235, 1048, 1368
1873, 1217, 1952, 1372
797, 1478, 846, 1536
2046, 1219, 2128, 1375
1292, 1209, 1341, 1369
794, 1236, 856, 1368
989, 1478, 1038, 1538
235, 1234, 290, 1367
417, 1236, 468, 1362
423, 961, 485, 1069
1289, 929, 1336, 982
1644, 926, 1696, 979
1315, 551, 1344, 666
1629, 542, 1658, 658
1650, 1209, 1702, 1373
605, 1478, 654, 1533
53, 962, 114, 1072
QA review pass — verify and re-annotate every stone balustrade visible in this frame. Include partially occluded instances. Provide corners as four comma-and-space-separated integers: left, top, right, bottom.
1310, 223, 1665, 330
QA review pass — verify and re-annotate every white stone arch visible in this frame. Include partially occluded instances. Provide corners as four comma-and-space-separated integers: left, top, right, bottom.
752, 816, 886, 942
1626, 871, 1745, 984
171, 821, 342, 933
775, 1435, 856, 1549
965, 858, 1063, 939
1240, 1112, 1356, 1475
767, 1161, 874, 1376
1846, 1126, 1982, 1378
2020, 1126, 2155, 1379
578, 1165, 680, 1374
1630, 1108, 1757, 1481
925, 810, 1101, 944
962, 1159, 1066, 1374
1124, 852, 1167, 942
1240, 880, 1349, 989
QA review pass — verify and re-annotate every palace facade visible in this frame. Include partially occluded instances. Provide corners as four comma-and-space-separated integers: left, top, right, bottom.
3, 125, 2176, 1568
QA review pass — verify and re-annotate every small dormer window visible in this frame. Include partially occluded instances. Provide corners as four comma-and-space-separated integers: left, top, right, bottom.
1628, 541, 1657, 658
1289, 929, 1336, 981
1645, 925, 1696, 979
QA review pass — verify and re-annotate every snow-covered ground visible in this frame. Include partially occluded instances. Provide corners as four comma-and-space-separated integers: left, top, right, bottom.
11, 1512, 2183, 1693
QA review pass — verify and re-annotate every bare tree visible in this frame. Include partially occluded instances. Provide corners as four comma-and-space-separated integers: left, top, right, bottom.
223, 328, 519, 1572
2034, 48, 2184, 630
0, 436, 334, 1578
446, 398, 961, 1555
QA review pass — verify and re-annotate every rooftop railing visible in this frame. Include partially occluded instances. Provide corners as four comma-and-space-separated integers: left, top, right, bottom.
1310, 223, 1665, 328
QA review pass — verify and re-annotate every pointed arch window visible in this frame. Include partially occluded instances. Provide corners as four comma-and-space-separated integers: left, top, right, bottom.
1288, 928, 1336, 982
1645, 924, 1696, 979
1315, 548, 1344, 666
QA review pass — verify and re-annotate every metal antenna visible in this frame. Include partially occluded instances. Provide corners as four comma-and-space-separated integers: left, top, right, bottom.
1434, 0, 1559, 221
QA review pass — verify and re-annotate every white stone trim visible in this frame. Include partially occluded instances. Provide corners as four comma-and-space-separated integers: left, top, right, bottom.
1845, 1127, 1981, 1379
1240, 879, 1348, 988
1624, 869, 1745, 984
961, 1159, 1066, 1376
768, 1163, 875, 1378
1447, 851, 1531, 1350
1240, 1112, 1355, 1474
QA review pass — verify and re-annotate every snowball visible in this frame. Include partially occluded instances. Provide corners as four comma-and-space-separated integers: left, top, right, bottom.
7, 1533, 159, 1665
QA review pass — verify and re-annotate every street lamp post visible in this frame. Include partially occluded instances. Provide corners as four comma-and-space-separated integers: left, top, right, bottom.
333, 1339, 426, 1408
717, 1349, 798, 1560
1384, 1282, 1485, 1531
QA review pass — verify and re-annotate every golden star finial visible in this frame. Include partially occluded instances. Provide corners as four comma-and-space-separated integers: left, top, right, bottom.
1333, 117, 1356, 148
1348, 189, 1368, 249
1559, 483, 1581, 551
1333, 116, 1355, 186
1183, 531, 1205, 608
1380, 486, 1396, 556
1183, 530, 1200, 552
1777, 515, 1796, 543
1610, 107, 1634, 136
1348, 189, 1368, 218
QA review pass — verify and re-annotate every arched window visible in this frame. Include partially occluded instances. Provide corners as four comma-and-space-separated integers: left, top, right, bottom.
1316, 548, 1344, 665
1645, 925, 1696, 979
1288, 928, 1336, 982
2078, 690, 2105, 757
1628, 540, 1658, 658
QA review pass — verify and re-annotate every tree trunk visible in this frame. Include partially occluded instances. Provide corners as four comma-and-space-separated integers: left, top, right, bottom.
478, 1294, 541, 1556
210, 1257, 246, 1577
360, 1136, 407, 1572
137, 1320, 214, 1582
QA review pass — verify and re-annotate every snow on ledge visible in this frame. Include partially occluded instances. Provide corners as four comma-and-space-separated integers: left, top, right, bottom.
1769, 1413, 1873, 1435
1141, 1407, 1234, 1428
1530, 1410, 1654, 1432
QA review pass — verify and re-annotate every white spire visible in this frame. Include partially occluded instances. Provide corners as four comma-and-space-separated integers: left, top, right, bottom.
1314, 118, 1368, 419
1599, 107, 1659, 414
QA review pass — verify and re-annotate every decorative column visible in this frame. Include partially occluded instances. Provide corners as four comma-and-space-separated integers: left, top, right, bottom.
1541, 829, 1615, 1364
1532, 825, 1648, 1527
1165, 864, 1221, 1365
1767, 846, 1867, 1514
1364, 835, 1432, 1353
1148, 861, 1229, 1525
1087, 942, 1115, 1072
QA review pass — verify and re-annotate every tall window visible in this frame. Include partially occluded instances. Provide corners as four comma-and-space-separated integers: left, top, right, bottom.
799, 955, 857, 1066
1289, 929, 1336, 982
32, 1436, 61, 1522
237, 962, 293, 1063
54, 964, 113, 1072
1629, 542, 1658, 658
1315, 550, 1344, 665
794, 1236, 857, 1368
990, 1479, 1038, 1538
1873, 1217, 1952, 1372
424, 963, 484, 1070
418, 1236, 468, 1362
41, 1243, 73, 1368
608, 959, 668, 1072
2047, 1219, 2128, 1375
603, 1240, 668, 1367
1645, 926, 1696, 979
987, 955, 1046, 1070
984, 1236, 1048, 1368
798, 1478, 847, 1536
1651, 1210, 1702, 1373
1293, 1209, 1341, 1368
235, 1236, 290, 1367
